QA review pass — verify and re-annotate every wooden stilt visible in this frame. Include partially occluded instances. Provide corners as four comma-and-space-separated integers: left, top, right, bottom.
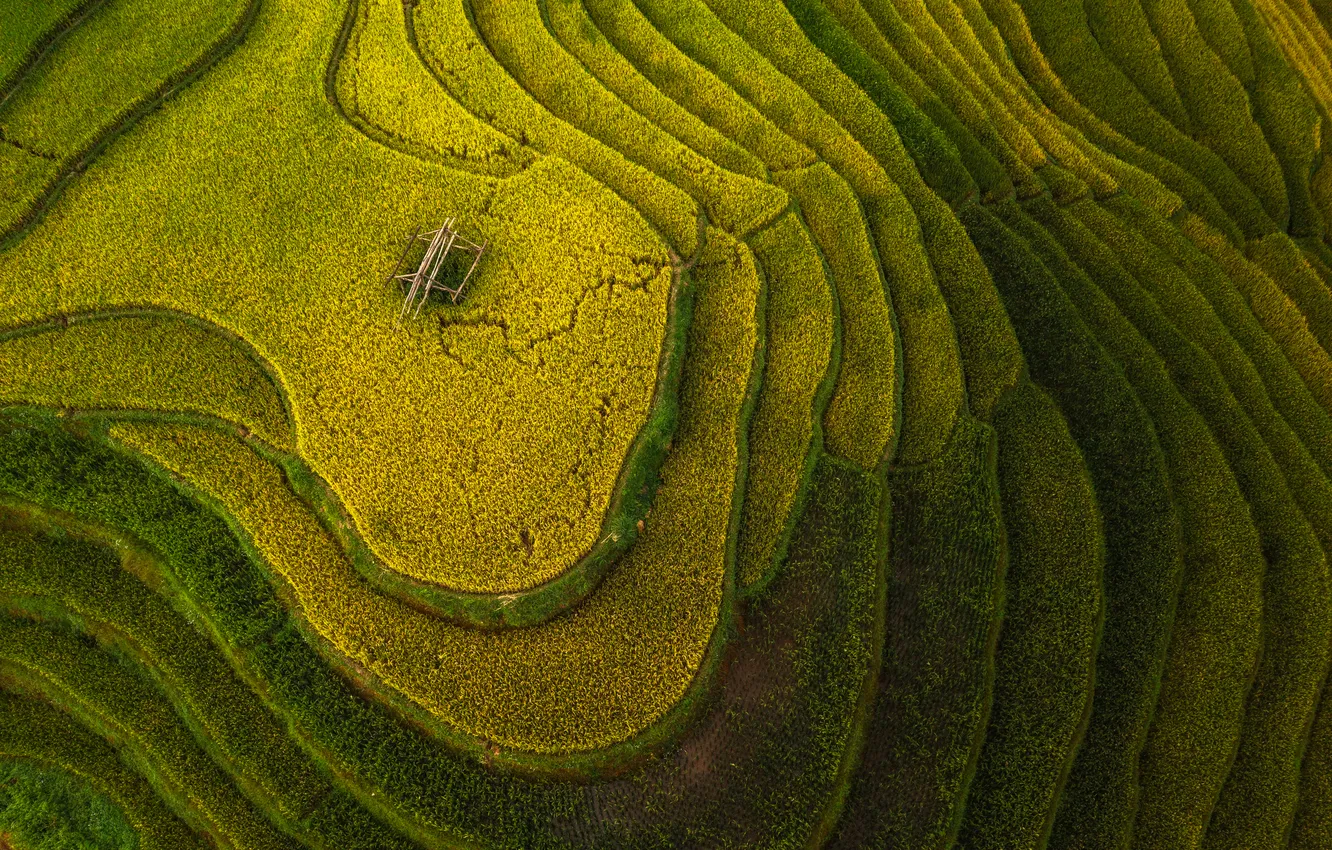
391, 218, 487, 325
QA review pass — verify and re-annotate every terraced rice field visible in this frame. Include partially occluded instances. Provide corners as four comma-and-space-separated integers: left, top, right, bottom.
2, 0, 1332, 843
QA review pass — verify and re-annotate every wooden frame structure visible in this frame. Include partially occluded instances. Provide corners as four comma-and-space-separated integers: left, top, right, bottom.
388, 218, 487, 324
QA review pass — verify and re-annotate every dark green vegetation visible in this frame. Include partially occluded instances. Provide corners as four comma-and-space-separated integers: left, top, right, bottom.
2, 0, 1332, 844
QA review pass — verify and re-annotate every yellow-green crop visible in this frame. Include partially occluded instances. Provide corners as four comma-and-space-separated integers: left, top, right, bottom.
104, 225, 759, 754
739, 211, 835, 587
0, 0, 679, 595
0, 311, 291, 449
335, 0, 531, 173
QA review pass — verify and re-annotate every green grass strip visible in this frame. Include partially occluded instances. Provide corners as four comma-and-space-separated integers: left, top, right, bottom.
0, 404, 882, 847
99, 229, 755, 757
961, 201, 1183, 849
0, 692, 204, 850
830, 414, 1004, 848
738, 211, 837, 589
954, 381, 1103, 850
0, 411, 564, 848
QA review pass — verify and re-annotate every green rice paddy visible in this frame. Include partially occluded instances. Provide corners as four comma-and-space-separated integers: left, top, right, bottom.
2, 0, 1332, 844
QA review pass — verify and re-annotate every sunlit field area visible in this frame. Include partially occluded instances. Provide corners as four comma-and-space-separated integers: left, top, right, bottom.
4, 0, 1332, 845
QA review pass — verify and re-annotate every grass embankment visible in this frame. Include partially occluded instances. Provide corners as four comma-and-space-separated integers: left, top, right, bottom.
0, 411, 579, 848
0, 295, 691, 628
0, 385, 880, 848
